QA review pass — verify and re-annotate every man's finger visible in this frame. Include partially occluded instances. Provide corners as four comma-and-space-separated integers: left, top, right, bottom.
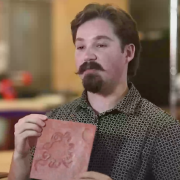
79, 171, 111, 179
26, 114, 47, 120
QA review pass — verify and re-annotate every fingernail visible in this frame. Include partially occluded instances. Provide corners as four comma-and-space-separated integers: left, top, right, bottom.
41, 115, 47, 119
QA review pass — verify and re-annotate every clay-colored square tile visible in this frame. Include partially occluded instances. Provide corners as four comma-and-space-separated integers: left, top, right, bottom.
30, 119, 96, 180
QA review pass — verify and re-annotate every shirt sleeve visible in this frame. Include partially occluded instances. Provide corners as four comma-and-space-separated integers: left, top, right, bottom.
152, 119, 180, 180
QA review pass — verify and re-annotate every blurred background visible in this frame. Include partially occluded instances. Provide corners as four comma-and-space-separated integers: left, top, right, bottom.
0, 0, 179, 175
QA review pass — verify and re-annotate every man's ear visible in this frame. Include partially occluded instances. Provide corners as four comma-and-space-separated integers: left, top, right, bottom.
124, 44, 135, 63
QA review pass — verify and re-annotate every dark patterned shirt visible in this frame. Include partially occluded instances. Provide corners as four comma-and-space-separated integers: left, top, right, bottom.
30, 83, 180, 180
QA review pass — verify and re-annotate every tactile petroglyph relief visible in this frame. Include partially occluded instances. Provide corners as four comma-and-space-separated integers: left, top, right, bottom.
30, 119, 96, 180
34, 131, 74, 170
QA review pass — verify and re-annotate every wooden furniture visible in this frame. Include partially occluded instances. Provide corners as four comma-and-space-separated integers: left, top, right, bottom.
0, 150, 13, 179
0, 172, 8, 179
0, 151, 13, 173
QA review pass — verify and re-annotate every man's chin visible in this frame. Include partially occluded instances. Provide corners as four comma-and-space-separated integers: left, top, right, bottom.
81, 71, 94, 79
82, 73, 103, 93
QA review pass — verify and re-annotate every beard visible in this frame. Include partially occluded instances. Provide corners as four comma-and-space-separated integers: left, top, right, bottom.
82, 73, 103, 93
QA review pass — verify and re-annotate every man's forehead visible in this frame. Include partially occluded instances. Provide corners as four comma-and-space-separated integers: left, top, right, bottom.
75, 19, 115, 42
75, 35, 113, 43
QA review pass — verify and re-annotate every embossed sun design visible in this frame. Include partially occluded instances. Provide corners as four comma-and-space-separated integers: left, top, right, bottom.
35, 132, 75, 170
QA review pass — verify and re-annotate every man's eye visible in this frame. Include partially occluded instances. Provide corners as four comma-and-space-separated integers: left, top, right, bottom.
97, 44, 107, 48
77, 46, 84, 50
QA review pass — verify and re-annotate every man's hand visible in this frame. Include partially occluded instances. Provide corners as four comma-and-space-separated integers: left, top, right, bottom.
8, 114, 47, 180
77, 171, 112, 180
14, 114, 47, 158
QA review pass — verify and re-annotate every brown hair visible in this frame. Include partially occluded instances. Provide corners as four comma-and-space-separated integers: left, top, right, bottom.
71, 3, 141, 78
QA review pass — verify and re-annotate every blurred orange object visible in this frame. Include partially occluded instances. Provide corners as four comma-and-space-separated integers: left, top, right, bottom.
22, 71, 32, 86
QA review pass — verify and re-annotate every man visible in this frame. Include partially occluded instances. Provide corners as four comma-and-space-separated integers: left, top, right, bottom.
8, 3, 180, 180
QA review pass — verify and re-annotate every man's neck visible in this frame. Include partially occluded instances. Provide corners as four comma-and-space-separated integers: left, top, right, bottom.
87, 82, 129, 113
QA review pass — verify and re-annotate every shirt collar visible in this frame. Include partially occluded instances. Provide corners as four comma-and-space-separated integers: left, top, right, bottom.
78, 82, 142, 115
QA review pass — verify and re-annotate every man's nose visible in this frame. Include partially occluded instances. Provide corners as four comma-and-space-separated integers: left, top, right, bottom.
84, 48, 97, 62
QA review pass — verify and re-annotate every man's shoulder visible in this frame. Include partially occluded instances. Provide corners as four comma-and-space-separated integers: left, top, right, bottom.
139, 98, 179, 127
46, 97, 81, 119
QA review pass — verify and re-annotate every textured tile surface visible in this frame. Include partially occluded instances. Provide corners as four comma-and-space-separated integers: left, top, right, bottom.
30, 119, 96, 180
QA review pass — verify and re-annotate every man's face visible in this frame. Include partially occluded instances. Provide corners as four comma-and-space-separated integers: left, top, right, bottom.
75, 18, 129, 94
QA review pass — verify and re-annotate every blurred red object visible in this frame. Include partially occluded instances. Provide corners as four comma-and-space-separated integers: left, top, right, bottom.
11, 71, 33, 86
0, 71, 33, 100
0, 79, 17, 100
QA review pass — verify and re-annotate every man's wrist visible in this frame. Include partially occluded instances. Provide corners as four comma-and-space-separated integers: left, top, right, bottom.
13, 151, 30, 161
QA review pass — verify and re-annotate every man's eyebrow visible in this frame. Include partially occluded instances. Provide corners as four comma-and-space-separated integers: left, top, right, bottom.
75, 35, 113, 43
94, 35, 113, 41
75, 37, 84, 42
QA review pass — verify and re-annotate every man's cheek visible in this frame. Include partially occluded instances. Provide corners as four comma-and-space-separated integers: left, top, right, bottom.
75, 61, 81, 70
